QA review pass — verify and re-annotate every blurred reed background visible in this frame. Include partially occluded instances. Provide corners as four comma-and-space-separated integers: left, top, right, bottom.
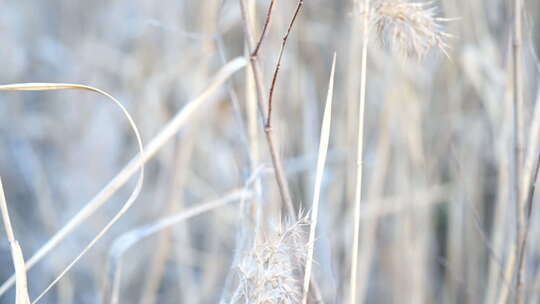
0, 0, 540, 303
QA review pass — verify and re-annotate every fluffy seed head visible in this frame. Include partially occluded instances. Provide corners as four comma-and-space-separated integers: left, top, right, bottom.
363, 0, 452, 58
229, 217, 308, 304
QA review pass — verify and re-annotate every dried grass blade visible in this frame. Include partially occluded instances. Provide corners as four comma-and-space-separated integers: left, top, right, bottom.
0, 179, 31, 304
303, 53, 336, 304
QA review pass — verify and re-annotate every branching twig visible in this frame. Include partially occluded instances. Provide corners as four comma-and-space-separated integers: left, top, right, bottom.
239, 0, 304, 217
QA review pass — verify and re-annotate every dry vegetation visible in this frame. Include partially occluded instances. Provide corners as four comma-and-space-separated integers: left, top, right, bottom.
1, 0, 540, 303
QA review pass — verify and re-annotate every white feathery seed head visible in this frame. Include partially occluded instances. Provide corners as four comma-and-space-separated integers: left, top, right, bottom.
229, 216, 309, 304
361, 0, 453, 59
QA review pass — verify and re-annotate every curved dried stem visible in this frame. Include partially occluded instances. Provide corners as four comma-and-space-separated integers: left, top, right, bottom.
0, 83, 145, 304
0, 58, 246, 299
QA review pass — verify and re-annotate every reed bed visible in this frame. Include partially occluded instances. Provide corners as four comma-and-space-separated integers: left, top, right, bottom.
0, 0, 540, 303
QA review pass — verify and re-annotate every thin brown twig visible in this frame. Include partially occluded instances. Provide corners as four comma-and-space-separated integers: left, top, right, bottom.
251, 0, 276, 58
266, 0, 303, 128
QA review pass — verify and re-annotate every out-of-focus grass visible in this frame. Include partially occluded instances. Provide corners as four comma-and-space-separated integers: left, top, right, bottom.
0, 0, 539, 303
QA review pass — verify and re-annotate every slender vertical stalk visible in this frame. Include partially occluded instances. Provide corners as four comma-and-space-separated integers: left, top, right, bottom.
245, 0, 263, 227
513, 0, 526, 302
350, 0, 370, 303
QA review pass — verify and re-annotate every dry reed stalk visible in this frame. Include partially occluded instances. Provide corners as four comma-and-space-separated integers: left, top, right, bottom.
0, 57, 246, 298
349, 1, 451, 302
0, 178, 31, 304
354, 96, 392, 303
512, 0, 526, 301
350, 0, 370, 302
346, 0, 364, 222
242, 0, 263, 234
246, 61, 264, 231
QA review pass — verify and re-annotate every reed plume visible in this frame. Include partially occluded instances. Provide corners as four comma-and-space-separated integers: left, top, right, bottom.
229, 216, 308, 304
363, 0, 451, 58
